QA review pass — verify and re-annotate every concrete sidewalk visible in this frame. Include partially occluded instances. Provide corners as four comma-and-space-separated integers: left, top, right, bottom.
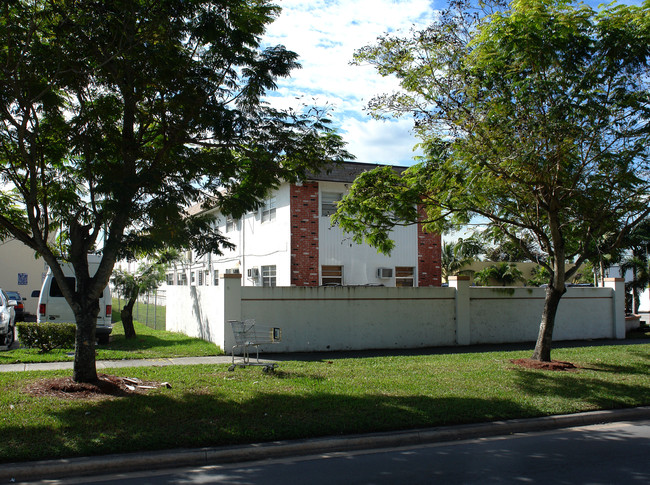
0, 355, 239, 373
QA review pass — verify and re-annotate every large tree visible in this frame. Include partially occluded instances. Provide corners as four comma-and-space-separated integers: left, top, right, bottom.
334, 0, 650, 361
0, 0, 349, 382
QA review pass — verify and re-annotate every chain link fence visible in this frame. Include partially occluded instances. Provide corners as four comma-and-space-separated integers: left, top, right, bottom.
113, 289, 166, 331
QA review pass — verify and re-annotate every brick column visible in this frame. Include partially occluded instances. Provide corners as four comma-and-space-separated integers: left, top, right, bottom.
290, 183, 320, 286
417, 220, 442, 286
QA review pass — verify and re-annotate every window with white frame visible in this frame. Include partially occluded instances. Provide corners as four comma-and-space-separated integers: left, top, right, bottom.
261, 265, 276, 287
321, 192, 343, 217
178, 273, 188, 286
198, 270, 204, 286
321, 265, 343, 286
226, 216, 238, 232
166, 273, 174, 285
395, 266, 415, 287
261, 196, 276, 223
191, 271, 196, 285
213, 269, 219, 285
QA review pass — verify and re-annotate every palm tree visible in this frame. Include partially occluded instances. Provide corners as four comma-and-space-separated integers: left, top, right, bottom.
441, 239, 480, 283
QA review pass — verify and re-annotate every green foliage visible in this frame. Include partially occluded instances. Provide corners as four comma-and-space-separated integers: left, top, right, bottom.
474, 263, 525, 286
16, 322, 76, 353
0, 0, 350, 380
337, 0, 650, 360
441, 238, 481, 283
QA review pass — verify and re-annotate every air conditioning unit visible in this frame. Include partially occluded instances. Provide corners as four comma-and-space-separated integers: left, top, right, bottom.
247, 267, 260, 278
377, 267, 393, 279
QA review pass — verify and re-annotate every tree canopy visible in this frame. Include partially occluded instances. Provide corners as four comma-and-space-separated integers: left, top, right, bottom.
334, 0, 650, 361
0, 0, 350, 381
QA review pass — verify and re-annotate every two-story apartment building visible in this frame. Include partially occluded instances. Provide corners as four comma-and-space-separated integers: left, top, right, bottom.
166, 162, 441, 288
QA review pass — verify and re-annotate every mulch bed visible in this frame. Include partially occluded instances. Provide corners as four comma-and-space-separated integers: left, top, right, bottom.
25, 374, 162, 400
511, 358, 578, 371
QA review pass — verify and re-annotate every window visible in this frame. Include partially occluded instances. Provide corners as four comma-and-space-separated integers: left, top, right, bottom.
205, 270, 210, 285
198, 270, 204, 286
191, 271, 196, 285
261, 197, 276, 223
321, 192, 343, 217
226, 216, 238, 232
179, 273, 188, 286
395, 267, 415, 287
321, 265, 343, 286
213, 269, 219, 285
166, 274, 174, 286
49, 277, 76, 297
261, 265, 276, 287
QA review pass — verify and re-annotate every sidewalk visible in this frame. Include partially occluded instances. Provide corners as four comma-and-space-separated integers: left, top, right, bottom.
0, 355, 237, 373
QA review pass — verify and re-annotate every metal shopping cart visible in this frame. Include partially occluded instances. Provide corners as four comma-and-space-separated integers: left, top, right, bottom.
228, 319, 281, 372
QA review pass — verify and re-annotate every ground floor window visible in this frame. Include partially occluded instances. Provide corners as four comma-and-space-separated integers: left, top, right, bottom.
166, 273, 174, 285
395, 266, 415, 287
177, 273, 188, 286
262, 265, 276, 287
322, 265, 343, 286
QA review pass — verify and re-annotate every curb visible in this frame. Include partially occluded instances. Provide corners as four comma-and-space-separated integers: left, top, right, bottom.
2, 406, 649, 482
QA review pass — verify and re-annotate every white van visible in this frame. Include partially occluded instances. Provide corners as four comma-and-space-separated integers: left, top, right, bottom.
36, 257, 113, 344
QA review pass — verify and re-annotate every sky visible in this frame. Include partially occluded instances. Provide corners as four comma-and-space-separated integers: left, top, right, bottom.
262, 0, 442, 167
261, 0, 645, 167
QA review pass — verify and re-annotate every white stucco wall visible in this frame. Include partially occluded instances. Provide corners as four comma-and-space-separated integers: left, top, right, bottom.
0, 238, 48, 315
468, 287, 614, 344
166, 276, 626, 353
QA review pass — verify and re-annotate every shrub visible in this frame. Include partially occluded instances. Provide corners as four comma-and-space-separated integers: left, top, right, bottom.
16, 322, 76, 353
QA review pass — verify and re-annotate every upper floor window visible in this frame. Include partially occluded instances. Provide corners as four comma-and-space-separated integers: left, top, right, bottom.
261, 197, 276, 223
213, 269, 219, 285
321, 192, 343, 217
166, 274, 174, 286
262, 265, 276, 287
395, 266, 415, 287
226, 216, 238, 232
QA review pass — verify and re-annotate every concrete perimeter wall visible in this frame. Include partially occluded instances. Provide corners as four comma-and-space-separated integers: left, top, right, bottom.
166, 275, 626, 353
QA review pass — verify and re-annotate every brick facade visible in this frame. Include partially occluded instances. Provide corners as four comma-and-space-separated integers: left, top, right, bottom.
290, 183, 320, 286
417, 221, 442, 287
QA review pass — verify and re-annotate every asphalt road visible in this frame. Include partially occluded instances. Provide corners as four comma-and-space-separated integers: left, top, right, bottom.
21, 419, 650, 485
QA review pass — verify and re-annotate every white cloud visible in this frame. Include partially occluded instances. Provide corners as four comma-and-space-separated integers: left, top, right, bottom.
341, 117, 423, 166
262, 0, 437, 165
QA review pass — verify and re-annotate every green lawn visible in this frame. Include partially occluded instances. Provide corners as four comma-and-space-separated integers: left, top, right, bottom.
0, 341, 648, 463
0, 321, 223, 365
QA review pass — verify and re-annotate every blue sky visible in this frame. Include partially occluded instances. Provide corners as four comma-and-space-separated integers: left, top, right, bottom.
262, 0, 645, 167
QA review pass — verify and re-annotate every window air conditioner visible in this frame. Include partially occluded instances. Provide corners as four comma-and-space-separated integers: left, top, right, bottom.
247, 267, 260, 278
377, 268, 393, 279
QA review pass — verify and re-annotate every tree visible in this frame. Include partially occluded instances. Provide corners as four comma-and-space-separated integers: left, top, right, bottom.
474, 262, 524, 286
441, 238, 481, 283
619, 219, 650, 313
111, 251, 176, 339
0, 0, 350, 382
334, 0, 650, 362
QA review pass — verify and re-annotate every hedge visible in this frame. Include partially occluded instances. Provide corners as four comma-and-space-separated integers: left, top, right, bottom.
16, 322, 76, 353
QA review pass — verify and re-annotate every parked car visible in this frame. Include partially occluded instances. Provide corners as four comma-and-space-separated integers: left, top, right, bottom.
0, 288, 16, 347
5, 290, 25, 321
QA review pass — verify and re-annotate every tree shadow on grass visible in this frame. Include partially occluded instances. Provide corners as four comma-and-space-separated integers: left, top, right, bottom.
511, 364, 650, 410
0, 391, 540, 465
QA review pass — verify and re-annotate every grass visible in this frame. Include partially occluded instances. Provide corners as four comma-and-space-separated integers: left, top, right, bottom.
0, 341, 648, 463
0, 321, 223, 365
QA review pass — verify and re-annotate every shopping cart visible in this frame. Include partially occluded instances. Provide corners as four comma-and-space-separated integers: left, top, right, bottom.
228, 319, 281, 372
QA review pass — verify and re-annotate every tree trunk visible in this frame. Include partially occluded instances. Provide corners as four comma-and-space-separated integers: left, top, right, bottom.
121, 299, 137, 339
73, 304, 99, 383
531, 285, 566, 361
